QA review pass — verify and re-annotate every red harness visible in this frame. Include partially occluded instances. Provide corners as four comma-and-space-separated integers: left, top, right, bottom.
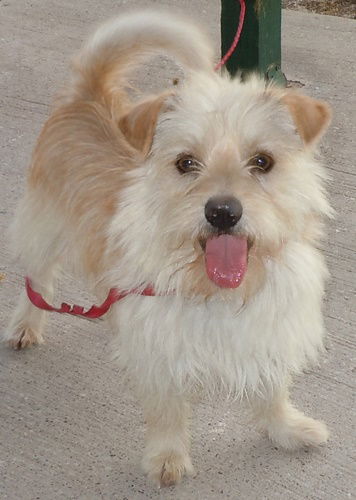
25, 277, 155, 319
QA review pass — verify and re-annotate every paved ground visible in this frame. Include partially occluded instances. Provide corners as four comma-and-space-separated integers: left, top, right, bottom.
0, 2, 355, 499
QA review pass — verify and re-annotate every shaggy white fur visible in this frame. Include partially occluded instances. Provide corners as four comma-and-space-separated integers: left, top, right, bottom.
4, 10, 332, 487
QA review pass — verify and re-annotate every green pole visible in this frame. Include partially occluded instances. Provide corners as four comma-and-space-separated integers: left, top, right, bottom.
221, 0, 287, 86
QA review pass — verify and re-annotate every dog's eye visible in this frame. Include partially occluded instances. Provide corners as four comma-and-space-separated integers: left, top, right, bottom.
248, 153, 274, 173
176, 155, 200, 174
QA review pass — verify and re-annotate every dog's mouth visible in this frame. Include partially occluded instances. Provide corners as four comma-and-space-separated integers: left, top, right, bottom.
199, 233, 251, 289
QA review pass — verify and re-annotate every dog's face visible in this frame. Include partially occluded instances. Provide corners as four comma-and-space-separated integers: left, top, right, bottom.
118, 75, 331, 299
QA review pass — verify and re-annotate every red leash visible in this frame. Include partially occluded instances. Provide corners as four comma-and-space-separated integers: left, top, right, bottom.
215, 0, 246, 71
25, 277, 155, 319
24, 3, 245, 319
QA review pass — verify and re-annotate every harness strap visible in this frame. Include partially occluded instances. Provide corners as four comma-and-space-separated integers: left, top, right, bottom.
25, 277, 155, 319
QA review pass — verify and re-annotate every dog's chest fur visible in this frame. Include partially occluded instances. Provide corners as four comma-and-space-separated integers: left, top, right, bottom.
110, 241, 326, 398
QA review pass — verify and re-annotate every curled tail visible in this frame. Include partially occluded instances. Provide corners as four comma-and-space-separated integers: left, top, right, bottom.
70, 10, 215, 101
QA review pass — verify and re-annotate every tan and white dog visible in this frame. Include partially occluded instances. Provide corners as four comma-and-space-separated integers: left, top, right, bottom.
4, 10, 332, 487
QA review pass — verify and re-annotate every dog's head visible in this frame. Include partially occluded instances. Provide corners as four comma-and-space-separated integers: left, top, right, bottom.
115, 74, 331, 300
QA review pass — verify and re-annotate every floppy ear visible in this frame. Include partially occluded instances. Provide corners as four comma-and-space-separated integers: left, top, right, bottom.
282, 93, 332, 147
119, 93, 171, 156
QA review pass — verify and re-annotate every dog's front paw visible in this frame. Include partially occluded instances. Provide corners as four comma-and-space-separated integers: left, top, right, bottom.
267, 413, 329, 450
3, 327, 44, 350
143, 451, 195, 487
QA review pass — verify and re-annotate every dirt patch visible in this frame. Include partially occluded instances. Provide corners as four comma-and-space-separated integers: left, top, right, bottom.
283, 0, 356, 18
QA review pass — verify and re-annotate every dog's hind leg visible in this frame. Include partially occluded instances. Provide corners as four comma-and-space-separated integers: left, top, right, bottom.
4, 266, 57, 350
141, 392, 194, 487
3, 192, 65, 349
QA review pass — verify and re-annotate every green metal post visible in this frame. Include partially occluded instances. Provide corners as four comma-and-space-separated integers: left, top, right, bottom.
221, 0, 287, 86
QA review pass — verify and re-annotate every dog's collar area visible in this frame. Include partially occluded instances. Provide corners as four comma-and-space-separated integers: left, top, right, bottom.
25, 277, 156, 319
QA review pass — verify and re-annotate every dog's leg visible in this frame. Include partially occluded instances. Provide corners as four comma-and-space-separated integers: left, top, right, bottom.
4, 269, 56, 350
251, 387, 329, 450
142, 393, 194, 487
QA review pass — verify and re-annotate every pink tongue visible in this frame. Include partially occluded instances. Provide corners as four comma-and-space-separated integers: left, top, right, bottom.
205, 234, 248, 288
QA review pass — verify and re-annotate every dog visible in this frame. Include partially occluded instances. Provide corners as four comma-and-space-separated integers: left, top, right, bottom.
4, 10, 332, 487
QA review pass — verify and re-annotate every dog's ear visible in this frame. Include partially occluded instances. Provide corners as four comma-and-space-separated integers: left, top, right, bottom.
119, 93, 171, 156
282, 93, 332, 147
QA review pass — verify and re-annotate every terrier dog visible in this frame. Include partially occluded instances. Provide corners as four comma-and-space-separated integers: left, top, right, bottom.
4, 11, 332, 487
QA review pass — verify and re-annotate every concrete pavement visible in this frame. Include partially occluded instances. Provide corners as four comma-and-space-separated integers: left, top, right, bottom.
0, 2, 355, 499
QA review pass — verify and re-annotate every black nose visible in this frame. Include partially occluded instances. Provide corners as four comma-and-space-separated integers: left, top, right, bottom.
205, 196, 243, 231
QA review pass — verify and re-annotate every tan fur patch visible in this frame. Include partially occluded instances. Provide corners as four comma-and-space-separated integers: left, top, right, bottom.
282, 92, 332, 146
119, 93, 172, 156
28, 99, 140, 275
